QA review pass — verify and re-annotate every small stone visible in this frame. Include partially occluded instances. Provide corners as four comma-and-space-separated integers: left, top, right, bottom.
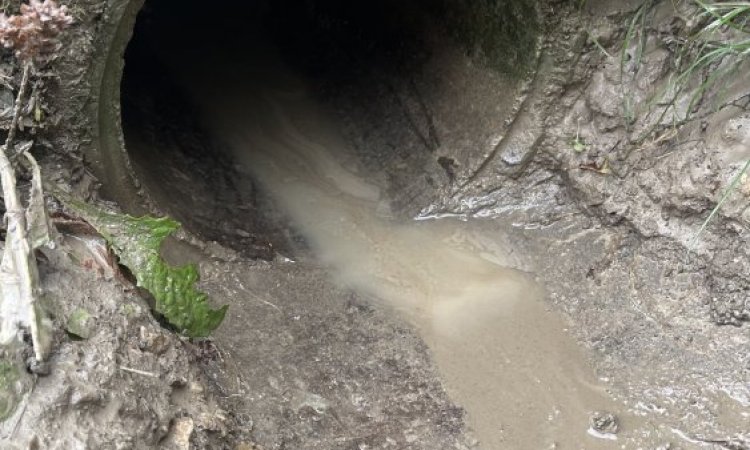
294, 391, 329, 414
196, 410, 227, 433
66, 308, 94, 340
70, 384, 102, 405
26, 357, 51, 376
164, 417, 193, 450
235, 228, 251, 238
138, 326, 171, 355
501, 142, 532, 166
589, 411, 619, 435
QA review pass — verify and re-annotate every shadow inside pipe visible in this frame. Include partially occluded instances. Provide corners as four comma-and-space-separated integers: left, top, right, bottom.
121, 0, 539, 257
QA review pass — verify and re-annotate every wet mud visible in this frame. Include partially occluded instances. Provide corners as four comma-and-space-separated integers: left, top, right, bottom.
6, 0, 750, 448
137, 16, 675, 447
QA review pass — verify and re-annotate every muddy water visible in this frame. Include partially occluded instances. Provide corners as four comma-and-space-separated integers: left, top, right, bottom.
165, 43, 638, 448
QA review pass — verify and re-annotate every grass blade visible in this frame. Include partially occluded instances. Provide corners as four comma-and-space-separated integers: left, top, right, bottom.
689, 158, 750, 251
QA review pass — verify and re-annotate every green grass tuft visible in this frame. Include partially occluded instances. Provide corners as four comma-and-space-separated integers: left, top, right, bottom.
617, 1, 750, 247
622, 1, 750, 143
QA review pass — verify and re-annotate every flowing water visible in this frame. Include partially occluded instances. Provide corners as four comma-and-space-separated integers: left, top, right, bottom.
159, 39, 652, 448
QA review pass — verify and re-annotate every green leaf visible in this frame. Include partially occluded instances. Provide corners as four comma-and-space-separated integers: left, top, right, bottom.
572, 138, 587, 153
56, 195, 226, 337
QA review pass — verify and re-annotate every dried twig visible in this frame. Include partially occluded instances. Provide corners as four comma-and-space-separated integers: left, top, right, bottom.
118, 366, 159, 378
3, 64, 30, 153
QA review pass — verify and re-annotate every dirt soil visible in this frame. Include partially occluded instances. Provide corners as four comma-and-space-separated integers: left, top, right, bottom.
1, 0, 750, 449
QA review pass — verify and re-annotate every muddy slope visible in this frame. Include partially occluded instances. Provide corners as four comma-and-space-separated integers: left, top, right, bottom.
425, 1, 750, 446
0, 232, 232, 449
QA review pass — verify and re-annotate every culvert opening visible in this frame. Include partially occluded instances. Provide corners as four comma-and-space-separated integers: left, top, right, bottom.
116, 3, 649, 448
120, 0, 539, 258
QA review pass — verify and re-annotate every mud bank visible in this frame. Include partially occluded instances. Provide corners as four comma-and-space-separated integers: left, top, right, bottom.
3, 0, 750, 448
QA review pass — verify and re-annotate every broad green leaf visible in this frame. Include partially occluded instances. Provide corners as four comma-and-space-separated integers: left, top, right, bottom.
57, 194, 226, 337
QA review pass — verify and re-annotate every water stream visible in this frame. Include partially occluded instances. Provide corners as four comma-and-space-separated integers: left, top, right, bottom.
162, 39, 645, 448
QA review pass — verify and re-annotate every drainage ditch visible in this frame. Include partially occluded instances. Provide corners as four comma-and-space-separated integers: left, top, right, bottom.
115, 2, 645, 448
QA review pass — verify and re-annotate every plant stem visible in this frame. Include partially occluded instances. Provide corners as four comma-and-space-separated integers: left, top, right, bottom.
689, 157, 750, 252
3, 63, 31, 155
0, 61, 50, 361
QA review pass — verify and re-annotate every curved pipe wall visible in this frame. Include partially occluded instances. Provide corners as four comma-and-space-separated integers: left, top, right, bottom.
89, 0, 541, 238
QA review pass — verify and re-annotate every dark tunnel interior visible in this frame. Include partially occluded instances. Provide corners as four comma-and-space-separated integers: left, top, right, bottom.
120, 0, 538, 258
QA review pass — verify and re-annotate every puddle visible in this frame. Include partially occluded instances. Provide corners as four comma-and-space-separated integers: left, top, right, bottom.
161, 40, 654, 449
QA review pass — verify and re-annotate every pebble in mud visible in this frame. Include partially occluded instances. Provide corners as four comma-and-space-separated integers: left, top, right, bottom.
26, 357, 51, 376
138, 325, 171, 355
589, 411, 619, 436
162, 416, 194, 450
65, 307, 95, 340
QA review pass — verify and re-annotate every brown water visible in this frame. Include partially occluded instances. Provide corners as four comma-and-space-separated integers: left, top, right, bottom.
160, 40, 654, 448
